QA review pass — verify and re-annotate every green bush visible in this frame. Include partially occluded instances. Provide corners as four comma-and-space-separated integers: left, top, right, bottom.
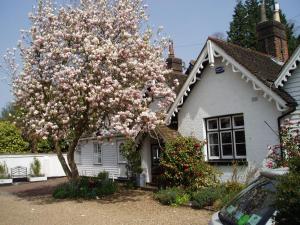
52, 176, 118, 199
37, 138, 53, 153
160, 137, 220, 190
0, 121, 29, 153
52, 184, 69, 199
30, 157, 42, 177
190, 182, 244, 210
274, 171, 300, 225
97, 171, 109, 181
191, 187, 222, 209
212, 181, 245, 210
96, 179, 118, 196
154, 187, 190, 206
119, 139, 143, 176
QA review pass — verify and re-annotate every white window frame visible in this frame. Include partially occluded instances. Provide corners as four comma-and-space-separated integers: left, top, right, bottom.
207, 118, 219, 131
207, 132, 220, 159
93, 143, 102, 165
206, 114, 246, 161
233, 129, 247, 159
233, 115, 245, 129
220, 131, 234, 159
117, 142, 127, 164
219, 116, 232, 130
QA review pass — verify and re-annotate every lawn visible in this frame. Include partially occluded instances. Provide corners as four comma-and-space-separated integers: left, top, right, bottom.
0, 178, 212, 225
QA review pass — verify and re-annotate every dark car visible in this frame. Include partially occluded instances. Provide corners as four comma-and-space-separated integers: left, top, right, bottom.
209, 167, 289, 225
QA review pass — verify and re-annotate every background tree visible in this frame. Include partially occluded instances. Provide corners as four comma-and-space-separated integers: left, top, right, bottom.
227, 0, 248, 48
227, 0, 300, 53
0, 121, 29, 153
1, 103, 55, 153
9, 0, 175, 180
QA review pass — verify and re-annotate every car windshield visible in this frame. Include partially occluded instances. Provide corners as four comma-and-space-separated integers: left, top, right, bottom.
219, 176, 276, 225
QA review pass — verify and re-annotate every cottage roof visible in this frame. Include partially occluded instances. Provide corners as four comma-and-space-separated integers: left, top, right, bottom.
208, 37, 296, 105
154, 125, 181, 142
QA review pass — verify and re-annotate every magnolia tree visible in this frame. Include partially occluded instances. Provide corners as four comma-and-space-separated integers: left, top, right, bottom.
10, 0, 175, 180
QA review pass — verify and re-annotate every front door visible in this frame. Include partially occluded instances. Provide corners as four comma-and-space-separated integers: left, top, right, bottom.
151, 144, 162, 184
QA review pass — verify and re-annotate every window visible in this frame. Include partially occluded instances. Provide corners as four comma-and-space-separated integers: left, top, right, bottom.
206, 114, 246, 161
75, 144, 82, 164
118, 142, 127, 163
151, 144, 161, 166
93, 143, 102, 164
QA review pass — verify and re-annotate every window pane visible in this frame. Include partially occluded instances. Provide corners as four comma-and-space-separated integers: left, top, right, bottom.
234, 115, 244, 127
151, 145, 161, 165
210, 145, 219, 157
222, 144, 233, 156
236, 143, 246, 156
235, 130, 245, 143
208, 133, 219, 145
220, 117, 231, 129
208, 119, 218, 130
221, 132, 232, 144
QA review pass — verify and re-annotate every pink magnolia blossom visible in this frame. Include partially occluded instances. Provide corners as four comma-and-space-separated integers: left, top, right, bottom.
11, 0, 175, 141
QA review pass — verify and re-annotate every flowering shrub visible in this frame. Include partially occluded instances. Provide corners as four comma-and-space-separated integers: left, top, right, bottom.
264, 120, 300, 225
160, 137, 220, 190
264, 120, 300, 169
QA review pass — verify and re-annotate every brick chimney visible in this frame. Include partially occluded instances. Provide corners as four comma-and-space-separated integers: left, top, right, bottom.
256, 0, 289, 62
166, 40, 183, 73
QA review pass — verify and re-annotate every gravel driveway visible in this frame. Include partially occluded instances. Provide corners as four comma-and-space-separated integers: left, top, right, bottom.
0, 178, 212, 225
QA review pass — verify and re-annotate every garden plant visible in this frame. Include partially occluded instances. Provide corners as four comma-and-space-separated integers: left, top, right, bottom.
53, 171, 118, 199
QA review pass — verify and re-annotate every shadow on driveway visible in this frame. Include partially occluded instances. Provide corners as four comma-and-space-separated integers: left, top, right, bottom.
0, 178, 151, 205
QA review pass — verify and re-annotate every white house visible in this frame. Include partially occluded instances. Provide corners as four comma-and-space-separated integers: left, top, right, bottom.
138, 3, 300, 183
76, 2, 300, 183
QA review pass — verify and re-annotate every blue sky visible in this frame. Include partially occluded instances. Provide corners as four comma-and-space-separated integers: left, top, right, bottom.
0, 0, 299, 110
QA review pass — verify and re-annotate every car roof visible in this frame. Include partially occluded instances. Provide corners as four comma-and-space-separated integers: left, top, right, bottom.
260, 167, 289, 179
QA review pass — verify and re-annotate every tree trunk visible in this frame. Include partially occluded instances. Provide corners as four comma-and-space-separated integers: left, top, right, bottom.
55, 110, 89, 181
31, 136, 38, 153
67, 148, 79, 180
54, 140, 72, 179
66, 133, 82, 181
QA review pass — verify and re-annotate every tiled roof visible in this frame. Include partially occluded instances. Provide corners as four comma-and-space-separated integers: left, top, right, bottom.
154, 125, 181, 141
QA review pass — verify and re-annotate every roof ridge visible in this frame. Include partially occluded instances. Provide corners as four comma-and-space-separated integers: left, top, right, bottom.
208, 36, 274, 60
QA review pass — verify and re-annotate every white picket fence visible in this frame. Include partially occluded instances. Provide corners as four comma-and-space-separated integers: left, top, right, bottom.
0, 154, 67, 178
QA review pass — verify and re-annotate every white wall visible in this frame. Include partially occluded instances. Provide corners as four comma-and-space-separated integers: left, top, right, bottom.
0, 154, 66, 177
77, 137, 127, 179
178, 58, 282, 166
